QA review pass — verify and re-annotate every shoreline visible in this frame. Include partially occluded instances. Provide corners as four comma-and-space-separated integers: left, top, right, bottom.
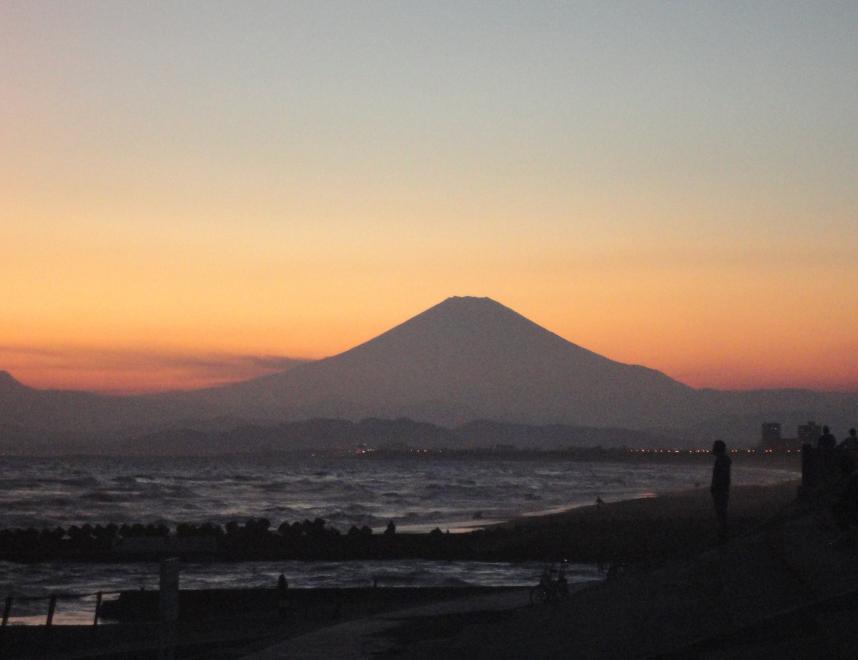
410, 456, 799, 534
0, 452, 800, 531
480, 479, 802, 568
0, 463, 801, 565
0, 480, 801, 590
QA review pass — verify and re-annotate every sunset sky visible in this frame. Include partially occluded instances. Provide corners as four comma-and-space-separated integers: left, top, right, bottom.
2, 2, 857, 393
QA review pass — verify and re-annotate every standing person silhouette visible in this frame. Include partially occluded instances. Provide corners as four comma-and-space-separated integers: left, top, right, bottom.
710, 440, 731, 543
818, 426, 837, 449
839, 428, 858, 450
818, 426, 838, 482
277, 574, 289, 618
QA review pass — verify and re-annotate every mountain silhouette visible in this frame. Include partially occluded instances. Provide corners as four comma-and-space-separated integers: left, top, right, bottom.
0, 370, 24, 394
197, 296, 695, 427
0, 368, 214, 436
1, 296, 857, 448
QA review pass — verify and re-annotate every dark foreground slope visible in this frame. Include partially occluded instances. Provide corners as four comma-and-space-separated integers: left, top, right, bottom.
381, 485, 858, 659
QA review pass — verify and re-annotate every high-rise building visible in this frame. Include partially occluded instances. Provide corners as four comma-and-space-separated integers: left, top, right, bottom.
760, 422, 782, 448
798, 421, 822, 446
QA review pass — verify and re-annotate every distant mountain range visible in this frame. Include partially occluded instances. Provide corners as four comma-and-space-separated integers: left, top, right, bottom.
1, 296, 856, 452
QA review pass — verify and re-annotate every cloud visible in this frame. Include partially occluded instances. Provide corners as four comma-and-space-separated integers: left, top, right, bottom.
0, 345, 310, 393
241, 355, 307, 370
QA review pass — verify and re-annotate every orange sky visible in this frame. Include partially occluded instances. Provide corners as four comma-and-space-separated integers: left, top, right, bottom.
2, 3, 857, 393
3, 262, 856, 394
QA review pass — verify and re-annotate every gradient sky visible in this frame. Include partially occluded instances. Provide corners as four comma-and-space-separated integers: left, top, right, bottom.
2, 1, 857, 393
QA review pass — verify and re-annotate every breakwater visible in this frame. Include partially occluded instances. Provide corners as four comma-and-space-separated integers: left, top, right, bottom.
0, 516, 594, 562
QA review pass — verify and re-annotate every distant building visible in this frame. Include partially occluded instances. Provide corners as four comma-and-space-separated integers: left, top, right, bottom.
798, 421, 822, 446
761, 423, 782, 445
759, 421, 805, 451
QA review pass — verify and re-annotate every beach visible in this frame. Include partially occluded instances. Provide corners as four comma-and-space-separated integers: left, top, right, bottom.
245, 475, 858, 659
487, 480, 801, 564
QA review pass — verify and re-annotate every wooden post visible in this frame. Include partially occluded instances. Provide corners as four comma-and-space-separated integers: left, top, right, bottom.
46, 595, 57, 627
2, 596, 12, 626
158, 558, 180, 660
93, 592, 102, 626
277, 575, 289, 619
801, 444, 816, 490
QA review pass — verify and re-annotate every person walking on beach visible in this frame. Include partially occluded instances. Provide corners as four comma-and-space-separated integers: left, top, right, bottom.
710, 440, 731, 543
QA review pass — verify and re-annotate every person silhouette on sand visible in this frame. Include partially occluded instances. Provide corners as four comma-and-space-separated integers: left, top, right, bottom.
832, 454, 858, 534
710, 440, 731, 543
818, 426, 837, 450
277, 574, 289, 618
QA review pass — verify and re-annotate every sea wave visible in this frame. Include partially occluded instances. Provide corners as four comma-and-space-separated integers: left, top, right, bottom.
0, 455, 796, 533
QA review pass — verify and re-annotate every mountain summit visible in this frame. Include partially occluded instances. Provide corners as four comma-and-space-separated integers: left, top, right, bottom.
204, 296, 695, 427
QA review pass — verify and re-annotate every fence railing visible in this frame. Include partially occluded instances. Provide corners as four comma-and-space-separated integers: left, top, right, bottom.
1, 589, 119, 627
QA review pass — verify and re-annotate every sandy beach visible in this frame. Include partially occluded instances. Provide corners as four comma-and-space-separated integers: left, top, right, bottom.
320, 478, 858, 660
468, 479, 801, 566
243, 479, 842, 660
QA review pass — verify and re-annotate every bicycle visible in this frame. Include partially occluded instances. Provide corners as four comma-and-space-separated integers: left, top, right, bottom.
529, 561, 570, 605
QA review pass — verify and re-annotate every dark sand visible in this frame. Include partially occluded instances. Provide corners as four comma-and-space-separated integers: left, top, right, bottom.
483, 480, 801, 565
237, 480, 818, 659
368, 479, 858, 659
0, 587, 524, 659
